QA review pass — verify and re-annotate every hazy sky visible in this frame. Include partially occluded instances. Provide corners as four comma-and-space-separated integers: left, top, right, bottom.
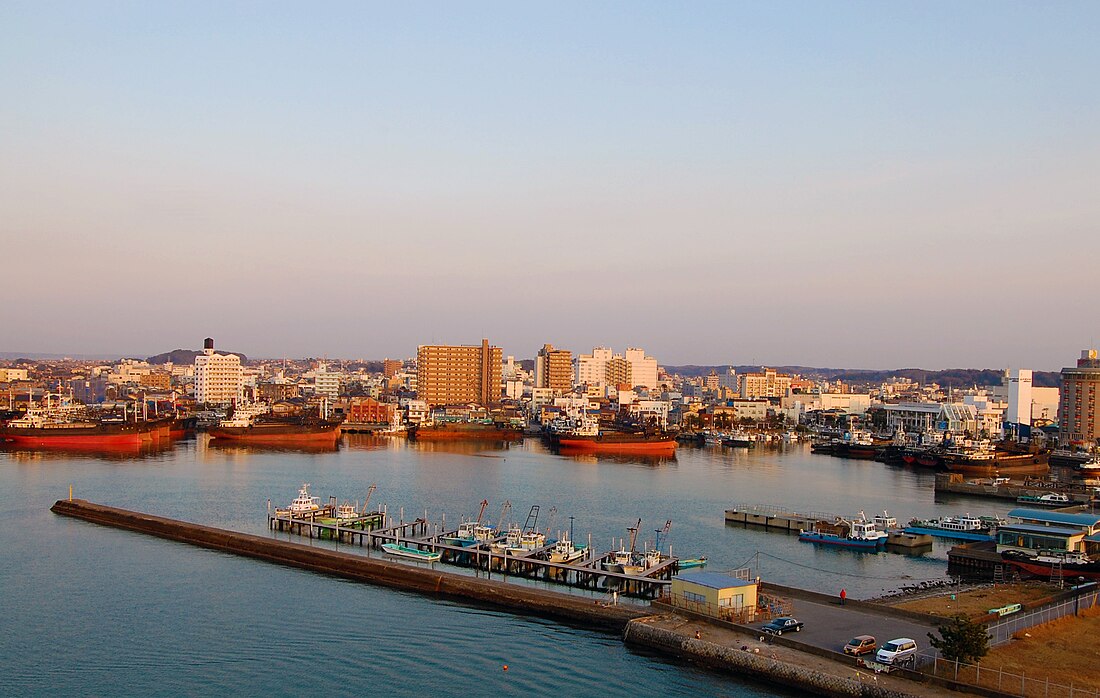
2, 2, 1098, 370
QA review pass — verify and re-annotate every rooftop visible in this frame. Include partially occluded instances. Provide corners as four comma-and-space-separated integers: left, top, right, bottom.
1007, 508, 1100, 527
674, 572, 757, 590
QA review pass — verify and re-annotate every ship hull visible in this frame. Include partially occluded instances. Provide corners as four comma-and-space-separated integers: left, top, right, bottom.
408, 423, 524, 441
555, 435, 677, 455
902, 526, 994, 542
0, 418, 170, 448
1002, 552, 1100, 580
208, 422, 341, 444
798, 531, 883, 549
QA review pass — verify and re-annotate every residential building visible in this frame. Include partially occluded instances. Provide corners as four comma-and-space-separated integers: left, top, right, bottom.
312, 362, 341, 399
382, 359, 404, 379
416, 339, 502, 407
194, 338, 243, 405
739, 368, 792, 399
535, 344, 574, 394
1060, 349, 1100, 446
577, 347, 613, 387
606, 356, 631, 389
624, 348, 658, 390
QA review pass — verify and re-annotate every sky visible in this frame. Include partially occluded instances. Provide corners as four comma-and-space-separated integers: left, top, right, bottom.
1, 2, 1098, 370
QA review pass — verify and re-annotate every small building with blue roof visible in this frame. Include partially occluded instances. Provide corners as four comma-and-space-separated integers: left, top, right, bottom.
997, 508, 1100, 556
669, 571, 759, 623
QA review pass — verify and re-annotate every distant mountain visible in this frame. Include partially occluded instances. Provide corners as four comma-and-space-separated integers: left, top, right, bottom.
663, 365, 1061, 388
147, 349, 248, 365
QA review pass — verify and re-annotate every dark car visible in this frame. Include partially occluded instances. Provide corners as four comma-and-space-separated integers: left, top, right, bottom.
843, 635, 877, 656
761, 617, 803, 635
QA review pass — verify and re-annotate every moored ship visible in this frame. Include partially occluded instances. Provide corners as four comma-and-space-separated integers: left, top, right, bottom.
207, 404, 341, 445
0, 397, 174, 448
1001, 549, 1100, 581
551, 415, 676, 455
407, 420, 524, 442
903, 513, 1002, 541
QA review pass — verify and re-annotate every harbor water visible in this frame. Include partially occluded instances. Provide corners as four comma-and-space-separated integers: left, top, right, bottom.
1, 435, 1020, 696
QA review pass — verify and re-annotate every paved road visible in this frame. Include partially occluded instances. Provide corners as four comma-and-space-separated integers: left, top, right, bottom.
752, 596, 941, 660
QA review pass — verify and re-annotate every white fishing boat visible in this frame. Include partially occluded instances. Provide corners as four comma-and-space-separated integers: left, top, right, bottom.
546, 532, 586, 564
288, 484, 321, 515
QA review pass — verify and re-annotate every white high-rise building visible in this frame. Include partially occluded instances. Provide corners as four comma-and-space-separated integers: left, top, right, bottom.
625, 347, 658, 390
313, 362, 341, 399
1005, 369, 1033, 426
194, 338, 243, 405
577, 347, 613, 387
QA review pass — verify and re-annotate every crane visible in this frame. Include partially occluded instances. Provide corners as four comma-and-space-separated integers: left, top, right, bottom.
475, 499, 489, 525
627, 518, 642, 555
496, 500, 512, 532
363, 484, 377, 513
655, 519, 672, 550
542, 506, 558, 537
522, 505, 541, 533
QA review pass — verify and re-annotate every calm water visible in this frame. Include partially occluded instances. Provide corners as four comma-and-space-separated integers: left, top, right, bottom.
1, 435, 1017, 696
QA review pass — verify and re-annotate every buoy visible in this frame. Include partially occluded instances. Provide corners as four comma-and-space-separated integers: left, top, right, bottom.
503, 665, 509, 671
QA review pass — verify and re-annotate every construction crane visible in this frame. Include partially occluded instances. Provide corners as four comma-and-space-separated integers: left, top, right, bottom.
474, 499, 489, 525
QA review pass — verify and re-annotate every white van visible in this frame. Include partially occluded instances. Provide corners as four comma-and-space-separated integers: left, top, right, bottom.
875, 637, 918, 666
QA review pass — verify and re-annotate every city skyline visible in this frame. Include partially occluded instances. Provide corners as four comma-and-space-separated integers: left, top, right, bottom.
2, 3, 1098, 369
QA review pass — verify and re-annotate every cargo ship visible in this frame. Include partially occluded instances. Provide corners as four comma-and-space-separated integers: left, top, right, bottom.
0, 400, 174, 448
551, 416, 677, 456
407, 420, 524, 442
207, 404, 341, 445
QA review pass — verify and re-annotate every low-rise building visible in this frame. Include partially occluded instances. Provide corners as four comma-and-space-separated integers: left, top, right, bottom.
668, 572, 759, 623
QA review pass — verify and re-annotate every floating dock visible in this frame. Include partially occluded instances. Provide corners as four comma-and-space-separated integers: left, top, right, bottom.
52, 498, 649, 630
724, 504, 837, 532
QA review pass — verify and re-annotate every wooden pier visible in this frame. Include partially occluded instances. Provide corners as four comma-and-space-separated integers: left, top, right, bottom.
270, 508, 675, 598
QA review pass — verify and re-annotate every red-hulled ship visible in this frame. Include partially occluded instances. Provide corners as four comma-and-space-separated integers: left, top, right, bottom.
1002, 549, 1100, 580
0, 399, 175, 448
207, 404, 341, 445
407, 420, 524, 442
551, 416, 677, 456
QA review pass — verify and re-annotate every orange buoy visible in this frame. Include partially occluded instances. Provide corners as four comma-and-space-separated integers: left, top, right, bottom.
503, 665, 509, 671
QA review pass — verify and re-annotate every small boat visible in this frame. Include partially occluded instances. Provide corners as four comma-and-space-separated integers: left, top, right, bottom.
546, 533, 586, 564
1002, 549, 1100, 580
288, 484, 321, 515
799, 514, 888, 550
1016, 492, 1072, 506
441, 520, 496, 548
334, 501, 359, 519
381, 543, 442, 562
677, 556, 708, 569
904, 514, 998, 541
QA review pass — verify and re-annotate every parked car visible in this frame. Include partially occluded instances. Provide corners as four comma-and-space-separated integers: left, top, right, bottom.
761, 617, 803, 635
843, 635, 877, 656
875, 637, 918, 666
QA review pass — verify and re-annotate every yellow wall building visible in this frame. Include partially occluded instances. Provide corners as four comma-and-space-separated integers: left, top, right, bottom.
669, 572, 759, 623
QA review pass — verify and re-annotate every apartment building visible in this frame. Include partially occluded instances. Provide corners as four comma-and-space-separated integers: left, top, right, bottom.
535, 344, 574, 394
416, 339, 502, 407
1060, 349, 1100, 446
193, 338, 243, 405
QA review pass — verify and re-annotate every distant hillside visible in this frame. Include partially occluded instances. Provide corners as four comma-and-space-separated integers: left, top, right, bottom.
664, 365, 1061, 388
148, 349, 248, 365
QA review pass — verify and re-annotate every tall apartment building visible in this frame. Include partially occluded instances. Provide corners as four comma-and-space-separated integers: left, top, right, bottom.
416, 339, 502, 407
1059, 349, 1100, 446
382, 359, 404, 379
739, 367, 791, 399
624, 348, 658, 390
577, 347, 613, 386
535, 344, 574, 394
194, 338, 243, 405
1004, 368, 1033, 427
606, 356, 632, 388
313, 362, 341, 399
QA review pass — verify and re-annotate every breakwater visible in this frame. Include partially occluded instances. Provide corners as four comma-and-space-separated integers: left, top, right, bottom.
51, 498, 646, 631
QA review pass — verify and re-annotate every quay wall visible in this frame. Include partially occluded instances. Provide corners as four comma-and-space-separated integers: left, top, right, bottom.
51, 499, 646, 631
623, 618, 917, 698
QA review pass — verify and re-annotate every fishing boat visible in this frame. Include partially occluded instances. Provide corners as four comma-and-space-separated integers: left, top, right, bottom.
1001, 549, 1100, 580
904, 514, 1000, 541
1016, 492, 1072, 507
334, 501, 359, 520
677, 556, 708, 569
381, 543, 442, 562
288, 484, 321, 515
441, 520, 496, 547
546, 533, 587, 564
799, 514, 888, 550
723, 431, 755, 448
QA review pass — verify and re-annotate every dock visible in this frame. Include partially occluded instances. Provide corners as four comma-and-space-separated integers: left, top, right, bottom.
934, 473, 1096, 503
946, 540, 1018, 581
724, 503, 837, 532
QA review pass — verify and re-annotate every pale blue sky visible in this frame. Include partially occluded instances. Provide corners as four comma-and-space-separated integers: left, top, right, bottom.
2, 2, 1098, 369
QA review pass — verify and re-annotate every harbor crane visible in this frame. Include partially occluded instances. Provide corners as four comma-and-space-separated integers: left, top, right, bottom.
496, 500, 512, 532
474, 499, 489, 525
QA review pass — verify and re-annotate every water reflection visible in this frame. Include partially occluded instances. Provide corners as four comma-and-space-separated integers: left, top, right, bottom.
0, 440, 178, 461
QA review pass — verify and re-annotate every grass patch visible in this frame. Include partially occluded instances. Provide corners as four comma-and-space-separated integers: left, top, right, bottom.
892, 583, 1056, 620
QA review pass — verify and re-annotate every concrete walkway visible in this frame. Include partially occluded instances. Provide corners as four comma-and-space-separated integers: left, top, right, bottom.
643, 613, 969, 698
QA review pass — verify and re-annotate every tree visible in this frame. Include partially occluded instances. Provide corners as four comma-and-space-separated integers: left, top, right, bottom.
928, 615, 990, 663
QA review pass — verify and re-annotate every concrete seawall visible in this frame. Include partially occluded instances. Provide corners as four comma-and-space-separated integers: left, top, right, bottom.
51, 499, 646, 631
623, 618, 921, 698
